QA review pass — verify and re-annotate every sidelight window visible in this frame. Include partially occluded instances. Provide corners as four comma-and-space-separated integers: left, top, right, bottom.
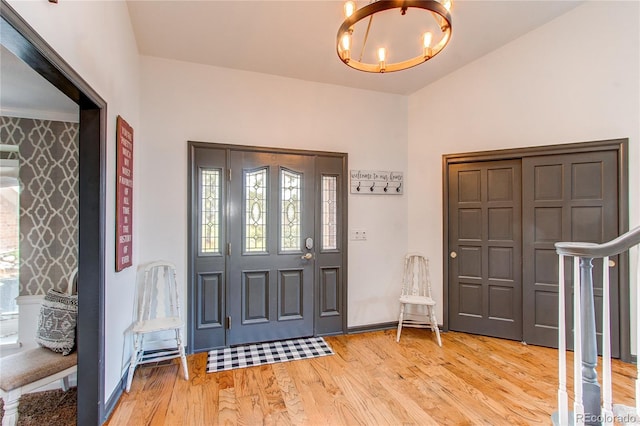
322, 175, 338, 250
200, 168, 221, 254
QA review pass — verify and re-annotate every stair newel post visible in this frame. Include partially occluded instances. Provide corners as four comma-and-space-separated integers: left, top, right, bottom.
580, 256, 601, 425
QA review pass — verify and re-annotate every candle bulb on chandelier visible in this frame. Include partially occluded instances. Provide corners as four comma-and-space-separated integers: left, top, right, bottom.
341, 33, 351, 62
423, 32, 433, 58
344, 1, 355, 18
378, 47, 386, 72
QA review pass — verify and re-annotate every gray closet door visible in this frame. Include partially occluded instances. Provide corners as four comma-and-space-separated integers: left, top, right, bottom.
522, 151, 619, 356
448, 160, 523, 340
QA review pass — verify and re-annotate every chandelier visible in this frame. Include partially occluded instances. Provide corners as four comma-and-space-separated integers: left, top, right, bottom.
336, 0, 453, 73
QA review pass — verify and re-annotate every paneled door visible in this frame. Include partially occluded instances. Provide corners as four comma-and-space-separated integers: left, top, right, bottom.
446, 147, 622, 355
227, 151, 315, 346
189, 144, 347, 352
522, 151, 619, 355
448, 160, 523, 340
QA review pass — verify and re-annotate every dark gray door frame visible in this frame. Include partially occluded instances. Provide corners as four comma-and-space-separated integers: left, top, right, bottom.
1, 1, 107, 423
187, 141, 349, 353
442, 138, 630, 361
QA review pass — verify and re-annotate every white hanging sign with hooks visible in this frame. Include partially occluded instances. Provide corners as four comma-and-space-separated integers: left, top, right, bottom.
350, 170, 403, 195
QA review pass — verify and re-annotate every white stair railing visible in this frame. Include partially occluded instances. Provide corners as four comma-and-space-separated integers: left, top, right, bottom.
554, 226, 640, 426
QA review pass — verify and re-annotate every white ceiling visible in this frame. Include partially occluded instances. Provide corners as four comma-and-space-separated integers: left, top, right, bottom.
127, 0, 583, 95
0, 0, 583, 117
0, 45, 78, 122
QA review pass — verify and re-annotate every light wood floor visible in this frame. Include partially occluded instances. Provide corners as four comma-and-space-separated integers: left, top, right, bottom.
105, 329, 636, 425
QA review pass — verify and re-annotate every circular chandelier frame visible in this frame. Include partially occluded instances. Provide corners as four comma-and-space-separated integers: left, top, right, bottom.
336, 0, 452, 73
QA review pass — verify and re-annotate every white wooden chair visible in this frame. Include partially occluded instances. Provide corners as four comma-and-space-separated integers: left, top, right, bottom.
125, 261, 188, 392
0, 268, 78, 426
396, 254, 442, 346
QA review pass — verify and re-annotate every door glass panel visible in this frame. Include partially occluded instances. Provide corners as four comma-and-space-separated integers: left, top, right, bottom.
322, 175, 338, 250
200, 168, 221, 254
245, 168, 268, 253
281, 169, 302, 252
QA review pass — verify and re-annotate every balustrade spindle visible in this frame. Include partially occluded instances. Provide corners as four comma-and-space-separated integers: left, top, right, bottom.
574, 256, 585, 425
636, 247, 640, 417
558, 254, 569, 425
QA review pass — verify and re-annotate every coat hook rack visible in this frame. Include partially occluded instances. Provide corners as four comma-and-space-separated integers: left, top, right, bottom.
350, 170, 403, 195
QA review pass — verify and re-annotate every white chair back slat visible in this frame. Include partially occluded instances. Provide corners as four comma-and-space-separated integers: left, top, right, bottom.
136, 262, 182, 322
401, 255, 433, 300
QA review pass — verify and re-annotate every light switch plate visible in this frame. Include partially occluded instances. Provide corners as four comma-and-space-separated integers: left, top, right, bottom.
350, 229, 367, 241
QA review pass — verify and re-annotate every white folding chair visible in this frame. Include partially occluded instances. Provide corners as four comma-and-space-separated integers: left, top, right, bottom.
396, 254, 442, 346
125, 261, 188, 392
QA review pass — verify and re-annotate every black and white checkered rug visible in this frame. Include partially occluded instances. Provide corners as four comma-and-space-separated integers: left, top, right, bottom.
206, 336, 334, 373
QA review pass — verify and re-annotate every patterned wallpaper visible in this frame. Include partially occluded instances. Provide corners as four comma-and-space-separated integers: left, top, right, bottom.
0, 116, 78, 295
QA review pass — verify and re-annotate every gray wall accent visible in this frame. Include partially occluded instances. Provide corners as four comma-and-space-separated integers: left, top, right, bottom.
0, 116, 78, 295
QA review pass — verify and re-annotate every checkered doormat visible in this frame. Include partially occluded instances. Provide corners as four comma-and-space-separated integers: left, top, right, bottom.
207, 336, 334, 373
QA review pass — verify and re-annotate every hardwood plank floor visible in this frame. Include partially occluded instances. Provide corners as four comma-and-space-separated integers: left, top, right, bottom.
105, 330, 636, 425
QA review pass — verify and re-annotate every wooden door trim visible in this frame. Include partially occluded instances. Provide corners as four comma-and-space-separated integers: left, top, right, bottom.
187, 141, 349, 352
442, 138, 630, 361
188, 141, 348, 159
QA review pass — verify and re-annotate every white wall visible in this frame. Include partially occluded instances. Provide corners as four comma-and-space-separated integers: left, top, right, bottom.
138, 57, 409, 332
407, 1, 640, 335
6, 0, 141, 403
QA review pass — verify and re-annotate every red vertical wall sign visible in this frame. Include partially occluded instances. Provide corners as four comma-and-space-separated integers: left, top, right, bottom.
116, 116, 133, 271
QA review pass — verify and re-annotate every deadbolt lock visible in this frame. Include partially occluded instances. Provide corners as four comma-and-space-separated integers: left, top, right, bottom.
450, 251, 457, 259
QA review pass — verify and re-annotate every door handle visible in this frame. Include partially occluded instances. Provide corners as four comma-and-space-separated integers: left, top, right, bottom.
608, 259, 616, 268
450, 251, 457, 259
301, 253, 313, 260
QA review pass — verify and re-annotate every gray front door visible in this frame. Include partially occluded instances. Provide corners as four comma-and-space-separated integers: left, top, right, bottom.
227, 151, 315, 346
189, 143, 347, 352
522, 151, 619, 355
448, 160, 523, 340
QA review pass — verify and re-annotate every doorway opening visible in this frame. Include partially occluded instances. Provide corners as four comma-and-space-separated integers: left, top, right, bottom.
1, 1, 106, 422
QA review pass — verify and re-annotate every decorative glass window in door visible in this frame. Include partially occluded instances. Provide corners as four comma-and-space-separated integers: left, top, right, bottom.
245, 168, 268, 252
280, 169, 301, 252
200, 168, 221, 254
322, 175, 338, 250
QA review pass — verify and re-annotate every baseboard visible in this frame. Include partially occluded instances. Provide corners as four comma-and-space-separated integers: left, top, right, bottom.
103, 372, 127, 423
347, 321, 398, 334
347, 321, 445, 335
